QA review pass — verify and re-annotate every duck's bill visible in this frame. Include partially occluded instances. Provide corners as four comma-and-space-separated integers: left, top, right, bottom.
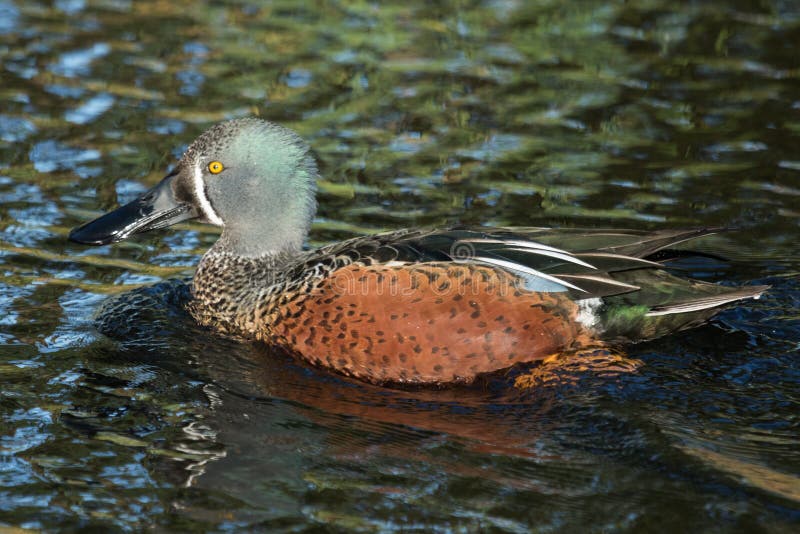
69, 172, 198, 245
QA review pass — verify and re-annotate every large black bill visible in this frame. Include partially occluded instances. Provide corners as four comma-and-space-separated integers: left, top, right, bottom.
69, 173, 198, 245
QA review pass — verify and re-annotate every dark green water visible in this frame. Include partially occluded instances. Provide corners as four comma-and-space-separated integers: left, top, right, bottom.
1, 0, 799, 531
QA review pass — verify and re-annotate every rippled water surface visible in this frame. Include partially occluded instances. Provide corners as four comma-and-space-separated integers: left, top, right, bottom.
1, 0, 799, 531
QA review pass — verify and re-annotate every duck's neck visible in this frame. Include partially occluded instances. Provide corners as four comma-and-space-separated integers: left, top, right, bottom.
189, 181, 315, 334
213, 218, 308, 258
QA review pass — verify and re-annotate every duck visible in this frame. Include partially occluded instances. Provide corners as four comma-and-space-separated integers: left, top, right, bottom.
69, 118, 768, 385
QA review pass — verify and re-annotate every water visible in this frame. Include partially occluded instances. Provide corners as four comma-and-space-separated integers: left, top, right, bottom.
1, 0, 799, 531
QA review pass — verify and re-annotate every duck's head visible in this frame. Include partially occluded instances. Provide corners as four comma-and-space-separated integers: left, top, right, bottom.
69, 118, 318, 256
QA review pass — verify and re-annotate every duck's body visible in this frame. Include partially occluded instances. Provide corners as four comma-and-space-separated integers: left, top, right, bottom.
188, 226, 764, 384
69, 118, 768, 385
189, 230, 590, 383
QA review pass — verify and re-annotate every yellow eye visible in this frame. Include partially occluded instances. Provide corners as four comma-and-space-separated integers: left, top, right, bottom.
208, 161, 224, 174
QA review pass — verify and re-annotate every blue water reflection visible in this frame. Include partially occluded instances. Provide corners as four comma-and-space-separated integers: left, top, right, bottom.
0, 0, 798, 530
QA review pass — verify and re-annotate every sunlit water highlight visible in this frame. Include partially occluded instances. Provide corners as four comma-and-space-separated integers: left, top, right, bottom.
0, 0, 798, 531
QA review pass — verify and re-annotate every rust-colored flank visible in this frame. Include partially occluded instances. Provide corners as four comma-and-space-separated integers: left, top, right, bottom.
269, 263, 589, 384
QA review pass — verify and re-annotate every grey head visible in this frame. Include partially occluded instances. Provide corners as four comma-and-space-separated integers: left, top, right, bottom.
69, 118, 319, 256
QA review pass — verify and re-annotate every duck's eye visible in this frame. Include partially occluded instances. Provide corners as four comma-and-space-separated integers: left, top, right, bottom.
208, 161, 224, 174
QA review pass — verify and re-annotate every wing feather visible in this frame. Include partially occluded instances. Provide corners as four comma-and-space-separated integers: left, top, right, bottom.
298, 226, 756, 303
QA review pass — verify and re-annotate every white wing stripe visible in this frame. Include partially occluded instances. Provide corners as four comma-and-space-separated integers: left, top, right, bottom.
471, 256, 587, 292
462, 238, 568, 253
503, 247, 596, 269
460, 238, 595, 268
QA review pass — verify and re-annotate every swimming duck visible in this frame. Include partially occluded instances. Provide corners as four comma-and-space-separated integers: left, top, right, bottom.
69, 118, 768, 384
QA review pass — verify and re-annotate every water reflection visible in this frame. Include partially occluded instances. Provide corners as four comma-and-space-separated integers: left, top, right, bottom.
29, 140, 101, 175
0, 0, 798, 530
